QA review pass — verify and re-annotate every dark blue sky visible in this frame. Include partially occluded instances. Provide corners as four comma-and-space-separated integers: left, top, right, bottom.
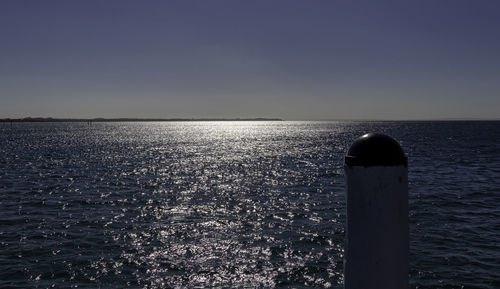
1, 0, 499, 119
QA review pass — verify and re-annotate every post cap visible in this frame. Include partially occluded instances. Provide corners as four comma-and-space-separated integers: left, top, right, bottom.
345, 133, 407, 167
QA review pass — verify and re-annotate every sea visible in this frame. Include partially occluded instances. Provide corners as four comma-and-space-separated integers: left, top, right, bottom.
1, 121, 499, 288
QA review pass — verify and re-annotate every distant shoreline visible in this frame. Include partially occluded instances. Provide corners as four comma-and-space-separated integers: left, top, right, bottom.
0, 117, 283, 123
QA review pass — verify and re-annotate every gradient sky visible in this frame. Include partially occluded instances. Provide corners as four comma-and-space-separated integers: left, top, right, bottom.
1, 0, 499, 120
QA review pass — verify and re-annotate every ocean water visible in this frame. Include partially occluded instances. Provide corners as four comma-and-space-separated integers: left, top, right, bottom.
0, 121, 499, 288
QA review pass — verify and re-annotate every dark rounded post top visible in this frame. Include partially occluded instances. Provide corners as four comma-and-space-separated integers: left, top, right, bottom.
345, 133, 407, 167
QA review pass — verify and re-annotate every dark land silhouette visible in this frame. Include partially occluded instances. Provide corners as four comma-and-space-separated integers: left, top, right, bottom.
1, 117, 283, 123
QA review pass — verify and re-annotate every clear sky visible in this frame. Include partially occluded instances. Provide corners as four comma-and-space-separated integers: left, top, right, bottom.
1, 0, 499, 120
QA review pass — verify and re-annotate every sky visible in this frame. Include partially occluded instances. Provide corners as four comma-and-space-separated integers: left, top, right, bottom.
1, 0, 499, 120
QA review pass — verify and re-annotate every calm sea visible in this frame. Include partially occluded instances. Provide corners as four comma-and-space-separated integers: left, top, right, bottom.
1, 121, 499, 288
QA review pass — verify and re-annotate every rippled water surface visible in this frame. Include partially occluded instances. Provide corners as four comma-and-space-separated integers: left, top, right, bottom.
1, 121, 499, 288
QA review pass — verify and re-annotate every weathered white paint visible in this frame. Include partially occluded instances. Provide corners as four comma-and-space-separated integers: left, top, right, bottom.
344, 165, 408, 289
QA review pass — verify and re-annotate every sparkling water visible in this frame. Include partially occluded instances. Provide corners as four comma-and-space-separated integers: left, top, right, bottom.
1, 121, 499, 288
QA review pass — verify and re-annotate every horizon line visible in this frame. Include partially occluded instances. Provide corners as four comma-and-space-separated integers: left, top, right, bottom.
1, 116, 500, 122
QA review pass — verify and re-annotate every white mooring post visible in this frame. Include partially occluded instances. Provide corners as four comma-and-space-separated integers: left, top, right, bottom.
344, 133, 408, 289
